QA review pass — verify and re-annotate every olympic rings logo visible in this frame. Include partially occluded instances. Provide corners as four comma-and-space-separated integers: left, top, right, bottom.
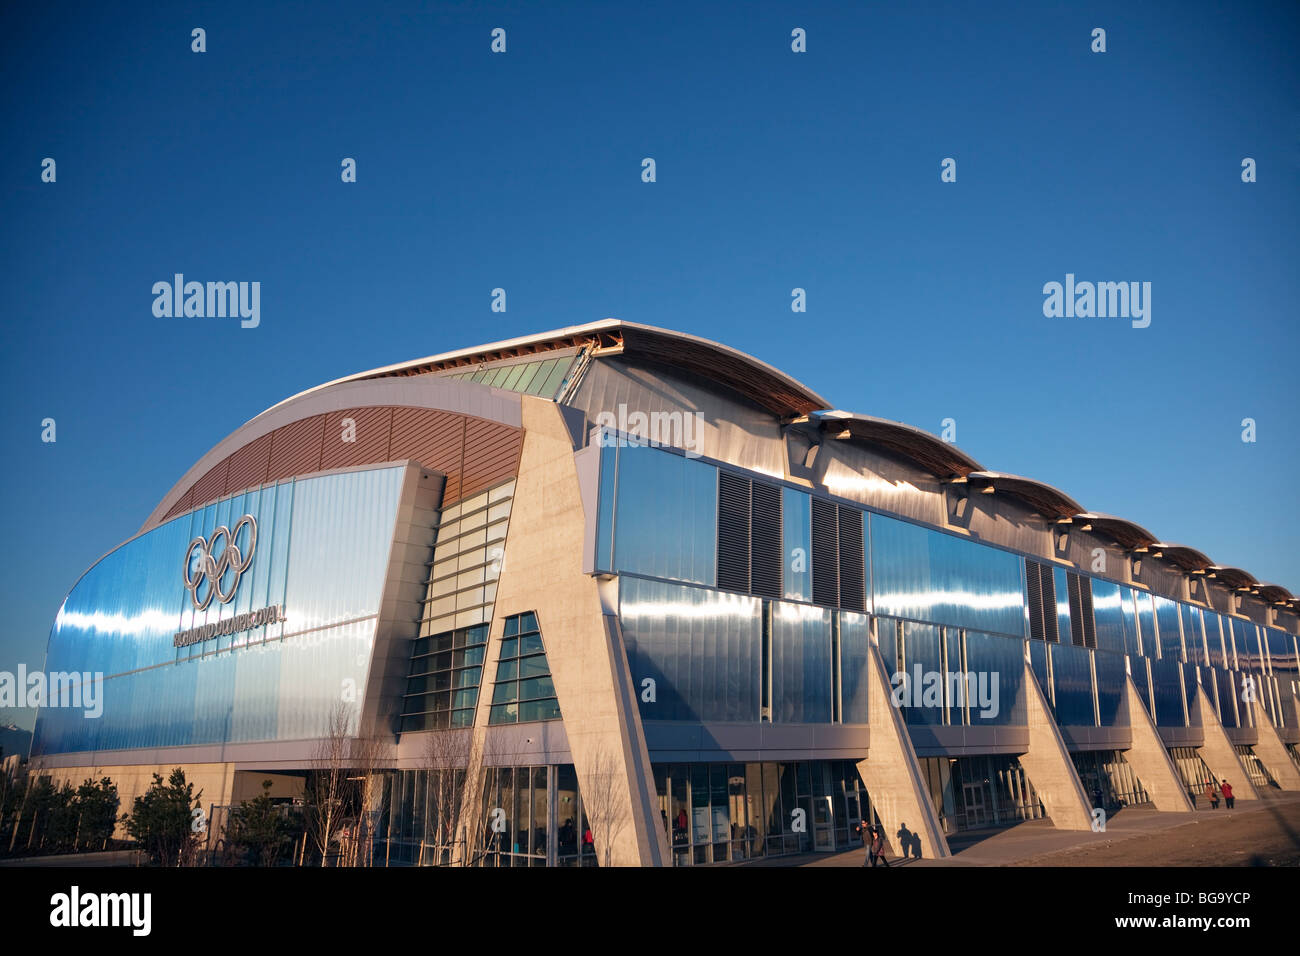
182, 515, 258, 610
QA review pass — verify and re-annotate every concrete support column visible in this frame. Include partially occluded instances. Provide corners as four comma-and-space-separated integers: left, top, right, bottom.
855, 643, 951, 859
480, 397, 667, 866
1120, 675, 1195, 811
1018, 660, 1095, 830
1240, 697, 1300, 790
1190, 684, 1260, 801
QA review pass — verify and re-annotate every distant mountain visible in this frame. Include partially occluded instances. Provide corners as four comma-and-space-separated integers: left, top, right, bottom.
0, 723, 33, 762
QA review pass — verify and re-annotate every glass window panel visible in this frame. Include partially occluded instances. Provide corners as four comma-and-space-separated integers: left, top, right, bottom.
870, 514, 1025, 637
839, 611, 870, 724
619, 577, 761, 722
611, 444, 718, 587
524, 358, 560, 395
770, 602, 833, 723
782, 487, 812, 602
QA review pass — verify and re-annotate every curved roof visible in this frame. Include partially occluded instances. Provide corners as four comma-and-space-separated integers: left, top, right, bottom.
132, 319, 1290, 600
1074, 513, 1159, 551
1150, 543, 1214, 573
966, 471, 1084, 521
1208, 566, 1259, 590
812, 411, 984, 479
261, 319, 832, 422
1256, 583, 1295, 604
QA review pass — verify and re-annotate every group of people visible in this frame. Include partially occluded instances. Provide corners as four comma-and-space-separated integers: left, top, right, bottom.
1203, 779, 1235, 809
855, 820, 890, 867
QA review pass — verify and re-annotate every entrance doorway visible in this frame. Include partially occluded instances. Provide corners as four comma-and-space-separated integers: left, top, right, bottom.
962, 782, 988, 827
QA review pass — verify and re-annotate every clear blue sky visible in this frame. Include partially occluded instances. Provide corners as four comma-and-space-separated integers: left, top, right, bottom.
2, 2, 1297, 730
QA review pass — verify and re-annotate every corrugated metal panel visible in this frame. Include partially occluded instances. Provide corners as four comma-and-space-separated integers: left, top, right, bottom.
268, 414, 326, 481
224, 431, 272, 495
322, 406, 394, 470
389, 407, 467, 501
164, 406, 522, 519
568, 357, 786, 477
190, 458, 229, 509
460, 418, 522, 499
163, 487, 194, 521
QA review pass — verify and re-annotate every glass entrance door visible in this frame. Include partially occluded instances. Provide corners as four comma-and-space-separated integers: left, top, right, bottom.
962, 782, 988, 827
843, 790, 863, 850
813, 796, 835, 850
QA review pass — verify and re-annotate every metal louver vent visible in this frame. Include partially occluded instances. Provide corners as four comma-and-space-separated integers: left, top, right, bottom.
1026, 559, 1044, 642
750, 482, 783, 599
1026, 559, 1061, 643
1067, 572, 1086, 647
811, 498, 839, 607
1041, 564, 1060, 644
717, 472, 751, 592
837, 507, 865, 612
1080, 575, 1097, 649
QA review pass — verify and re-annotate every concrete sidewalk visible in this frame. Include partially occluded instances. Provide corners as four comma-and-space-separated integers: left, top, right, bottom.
759, 792, 1300, 867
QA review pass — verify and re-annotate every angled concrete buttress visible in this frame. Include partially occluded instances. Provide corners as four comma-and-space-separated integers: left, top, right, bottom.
1190, 684, 1260, 801
855, 642, 951, 859
473, 397, 668, 866
1121, 673, 1195, 811
1018, 659, 1096, 830
1240, 695, 1300, 790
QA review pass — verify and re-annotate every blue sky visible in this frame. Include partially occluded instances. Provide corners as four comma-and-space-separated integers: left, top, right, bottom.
2, 1, 1297, 729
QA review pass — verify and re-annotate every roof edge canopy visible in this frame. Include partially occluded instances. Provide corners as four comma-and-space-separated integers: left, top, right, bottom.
1150, 543, 1214, 573
812, 410, 984, 479
260, 319, 833, 422
967, 471, 1083, 521
1074, 512, 1159, 551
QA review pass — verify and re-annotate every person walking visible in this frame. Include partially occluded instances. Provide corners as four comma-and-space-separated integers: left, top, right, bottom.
870, 824, 890, 868
1205, 781, 1219, 809
1220, 779, 1234, 809
855, 820, 873, 867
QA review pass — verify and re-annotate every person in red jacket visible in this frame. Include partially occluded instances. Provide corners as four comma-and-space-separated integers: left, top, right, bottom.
1219, 780, 1234, 809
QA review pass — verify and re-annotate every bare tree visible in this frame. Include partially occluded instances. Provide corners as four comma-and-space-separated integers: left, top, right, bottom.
580, 745, 632, 868
304, 703, 352, 867
347, 727, 391, 868
420, 729, 472, 866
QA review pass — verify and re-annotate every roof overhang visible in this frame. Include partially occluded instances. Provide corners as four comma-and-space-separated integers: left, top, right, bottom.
811, 411, 984, 479
1256, 583, 1295, 605
1073, 512, 1159, 551
1149, 543, 1214, 573
261, 319, 831, 421
966, 471, 1084, 521
1208, 566, 1259, 590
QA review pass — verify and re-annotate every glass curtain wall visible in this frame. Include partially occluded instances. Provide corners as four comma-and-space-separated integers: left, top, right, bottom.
654, 760, 868, 865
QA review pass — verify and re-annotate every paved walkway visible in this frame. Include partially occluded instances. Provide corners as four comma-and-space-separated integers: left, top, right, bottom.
764, 792, 1300, 867
0, 849, 137, 867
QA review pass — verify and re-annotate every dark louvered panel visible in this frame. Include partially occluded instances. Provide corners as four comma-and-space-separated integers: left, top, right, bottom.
837, 506, 865, 612
1080, 576, 1097, 649
717, 472, 751, 593
811, 497, 838, 607
1026, 560, 1044, 641
750, 481, 783, 599
1041, 565, 1060, 644
1067, 572, 1085, 646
